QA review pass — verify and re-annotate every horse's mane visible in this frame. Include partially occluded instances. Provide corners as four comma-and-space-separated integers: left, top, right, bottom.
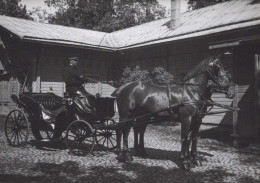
111, 81, 135, 97
183, 55, 217, 81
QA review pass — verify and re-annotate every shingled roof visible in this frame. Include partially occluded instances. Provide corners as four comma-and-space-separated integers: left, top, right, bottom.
0, 0, 260, 51
0, 16, 113, 50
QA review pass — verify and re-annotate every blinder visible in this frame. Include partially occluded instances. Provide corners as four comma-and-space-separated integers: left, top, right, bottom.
207, 59, 235, 98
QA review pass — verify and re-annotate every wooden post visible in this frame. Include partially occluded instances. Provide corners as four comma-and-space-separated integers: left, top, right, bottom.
231, 47, 239, 147
36, 58, 41, 92
255, 54, 260, 141
32, 49, 42, 93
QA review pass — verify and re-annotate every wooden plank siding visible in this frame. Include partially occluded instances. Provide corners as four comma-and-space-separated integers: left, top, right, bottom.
84, 83, 115, 97
0, 78, 21, 115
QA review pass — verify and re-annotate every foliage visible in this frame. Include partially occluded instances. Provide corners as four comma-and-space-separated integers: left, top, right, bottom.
0, 0, 31, 19
187, 0, 230, 10
120, 66, 150, 84
45, 0, 166, 32
150, 66, 174, 84
119, 65, 174, 84
28, 6, 53, 23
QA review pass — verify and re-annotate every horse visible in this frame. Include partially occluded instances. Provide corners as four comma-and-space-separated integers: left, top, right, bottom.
111, 55, 235, 170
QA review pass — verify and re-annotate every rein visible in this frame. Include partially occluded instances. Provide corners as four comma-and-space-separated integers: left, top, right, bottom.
165, 58, 235, 116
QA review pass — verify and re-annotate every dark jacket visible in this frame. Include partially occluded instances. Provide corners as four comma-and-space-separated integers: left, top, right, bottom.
63, 65, 87, 88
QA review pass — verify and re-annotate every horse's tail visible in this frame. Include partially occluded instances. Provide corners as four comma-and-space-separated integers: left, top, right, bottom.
111, 82, 133, 97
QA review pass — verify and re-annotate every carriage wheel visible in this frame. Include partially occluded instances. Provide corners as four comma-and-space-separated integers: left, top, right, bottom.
5, 110, 29, 147
95, 119, 118, 151
65, 120, 95, 156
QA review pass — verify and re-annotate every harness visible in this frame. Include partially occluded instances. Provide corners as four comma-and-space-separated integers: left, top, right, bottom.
165, 58, 234, 117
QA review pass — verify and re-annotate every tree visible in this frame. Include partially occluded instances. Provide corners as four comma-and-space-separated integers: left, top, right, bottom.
29, 6, 53, 23
0, 0, 31, 19
46, 0, 166, 32
187, 0, 230, 10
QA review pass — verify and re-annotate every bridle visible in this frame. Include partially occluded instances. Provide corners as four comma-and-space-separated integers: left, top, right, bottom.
206, 59, 234, 95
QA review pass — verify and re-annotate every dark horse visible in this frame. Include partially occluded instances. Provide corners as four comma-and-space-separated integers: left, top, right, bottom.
111, 55, 235, 170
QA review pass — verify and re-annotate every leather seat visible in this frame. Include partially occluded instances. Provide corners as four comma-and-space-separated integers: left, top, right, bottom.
21, 92, 65, 110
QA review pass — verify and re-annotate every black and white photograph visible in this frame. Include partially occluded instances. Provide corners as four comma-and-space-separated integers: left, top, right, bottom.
0, 0, 259, 182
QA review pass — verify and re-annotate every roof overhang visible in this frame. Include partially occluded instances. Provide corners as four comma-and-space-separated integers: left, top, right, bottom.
209, 35, 260, 49
22, 37, 115, 52
118, 19, 260, 51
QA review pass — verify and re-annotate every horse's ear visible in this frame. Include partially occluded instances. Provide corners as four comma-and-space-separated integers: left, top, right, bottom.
209, 61, 214, 67
209, 59, 218, 67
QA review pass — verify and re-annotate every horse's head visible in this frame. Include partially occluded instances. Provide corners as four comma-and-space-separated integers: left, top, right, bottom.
207, 57, 235, 99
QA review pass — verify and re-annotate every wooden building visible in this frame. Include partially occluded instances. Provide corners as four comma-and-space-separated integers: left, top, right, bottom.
0, 0, 259, 143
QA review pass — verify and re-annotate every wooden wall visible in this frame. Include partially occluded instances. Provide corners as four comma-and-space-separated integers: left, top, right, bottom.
39, 46, 116, 97
0, 78, 21, 115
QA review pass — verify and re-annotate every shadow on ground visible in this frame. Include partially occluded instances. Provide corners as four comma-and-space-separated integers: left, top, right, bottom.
134, 147, 213, 167
29, 140, 68, 151
0, 160, 259, 183
199, 125, 233, 146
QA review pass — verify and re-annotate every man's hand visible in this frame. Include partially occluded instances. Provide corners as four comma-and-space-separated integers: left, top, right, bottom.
79, 75, 99, 83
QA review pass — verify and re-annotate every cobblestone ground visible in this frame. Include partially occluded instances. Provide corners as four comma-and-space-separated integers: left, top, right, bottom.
0, 123, 259, 183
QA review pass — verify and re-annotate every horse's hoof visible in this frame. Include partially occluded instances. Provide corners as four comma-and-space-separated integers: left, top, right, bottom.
182, 163, 190, 171
114, 148, 121, 155
181, 161, 191, 171
189, 161, 196, 168
116, 151, 125, 163
125, 151, 134, 162
116, 156, 125, 163
134, 149, 141, 157
193, 159, 203, 166
140, 150, 148, 159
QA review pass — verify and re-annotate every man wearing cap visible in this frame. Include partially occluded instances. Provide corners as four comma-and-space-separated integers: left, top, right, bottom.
52, 57, 97, 142
63, 57, 96, 114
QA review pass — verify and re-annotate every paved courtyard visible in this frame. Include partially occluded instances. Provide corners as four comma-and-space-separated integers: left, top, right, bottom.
0, 122, 259, 183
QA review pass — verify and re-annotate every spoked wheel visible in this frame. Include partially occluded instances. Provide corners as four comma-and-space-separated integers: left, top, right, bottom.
65, 120, 95, 156
95, 119, 118, 151
5, 110, 29, 147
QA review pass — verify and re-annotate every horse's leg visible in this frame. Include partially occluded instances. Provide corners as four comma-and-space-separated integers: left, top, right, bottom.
133, 125, 140, 156
120, 126, 133, 162
117, 124, 133, 162
139, 124, 148, 158
180, 116, 192, 170
191, 117, 203, 166
115, 129, 122, 154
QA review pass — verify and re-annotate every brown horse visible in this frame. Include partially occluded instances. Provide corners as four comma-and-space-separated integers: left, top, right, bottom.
111, 56, 235, 170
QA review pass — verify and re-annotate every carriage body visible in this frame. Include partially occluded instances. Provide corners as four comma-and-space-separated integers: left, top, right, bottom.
5, 92, 118, 154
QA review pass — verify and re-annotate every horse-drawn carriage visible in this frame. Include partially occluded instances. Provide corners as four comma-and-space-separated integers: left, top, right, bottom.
4, 91, 118, 155
4, 55, 239, 170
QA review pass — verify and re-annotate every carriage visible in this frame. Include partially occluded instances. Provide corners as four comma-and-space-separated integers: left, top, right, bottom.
4, 56, 240, 170
4, 92, 118, 156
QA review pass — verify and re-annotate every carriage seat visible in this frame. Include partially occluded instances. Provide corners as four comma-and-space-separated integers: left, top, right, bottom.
21, 92, 65, 110
40, 104, 67, 118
